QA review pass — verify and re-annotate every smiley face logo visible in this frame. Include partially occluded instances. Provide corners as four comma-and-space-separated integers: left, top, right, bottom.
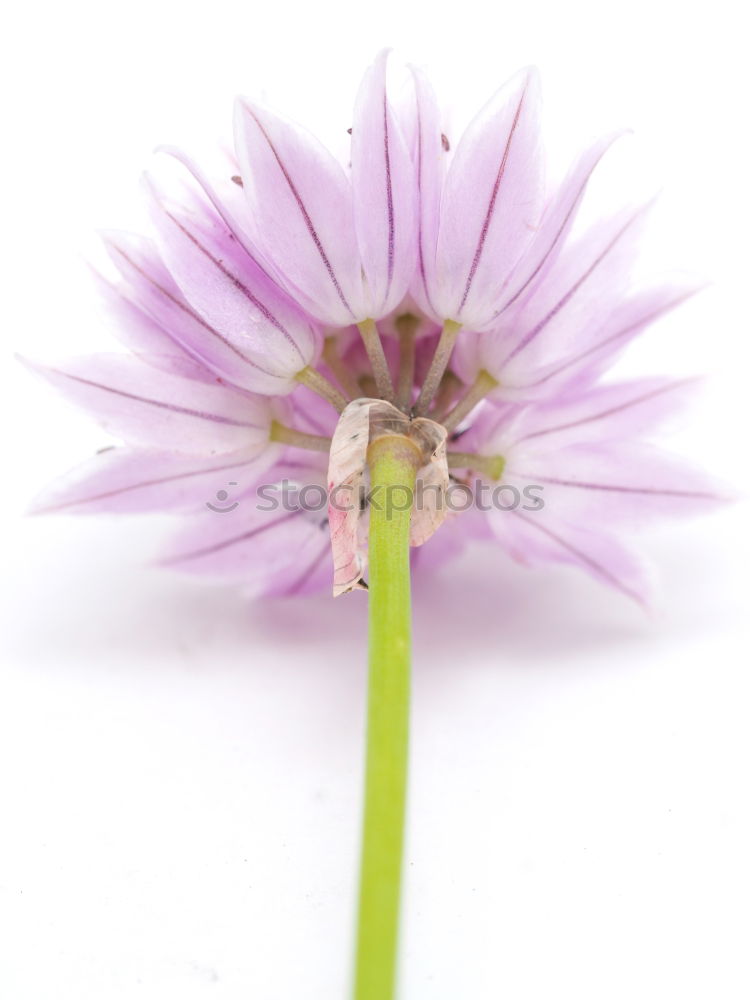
206, 482, 240, 513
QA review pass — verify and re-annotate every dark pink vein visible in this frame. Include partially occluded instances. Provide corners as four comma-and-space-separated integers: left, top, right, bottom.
520, 289, 698, 390
415, 93, 439, 317
110, 243, 283, 380
37, 457, 258, 512
166, 509, 304, 563
165, 211, 305, 364
244, 106, 355, 318
51, 369, 261, 427
516, 474, 722, 501
511, 510, 644, 605
498, 143, 614, 315
513, 380, 690, 443
286, 537, 329, 595
503, 208, 644, 366
382, 94, 395, 297
458, 85, 527, 312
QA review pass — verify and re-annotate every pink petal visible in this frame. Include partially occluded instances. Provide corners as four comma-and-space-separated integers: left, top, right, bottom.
144, 177, 319, 394
486, 505, 654, 605
520, 282, 704, 394
29, 446, 278, 515
21, 354, 273, 455
457, 205, 682, 398
161, 502, 332, 597
92, 262, 219, 384
406, 65, 445, 322
506, 376, 701, 446
351, 50, 417, 316
496, 202, 653, 379
434, 68, 544, 329
233, 98, 364, 325
506, 443, 730, 527
99, 232, 249, 383
498, 131, 626, 313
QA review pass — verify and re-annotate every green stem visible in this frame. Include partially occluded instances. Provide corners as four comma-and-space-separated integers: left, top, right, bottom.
354, 435, 420, 1000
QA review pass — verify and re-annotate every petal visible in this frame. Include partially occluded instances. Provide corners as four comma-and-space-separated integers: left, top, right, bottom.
434, 68, 544, 328
21, 353, 273, 454
92, 262, 219, 383
498, 131, 626, 313
406, 65, 445, 321
463, 203, 670, 396
144, 177, 319, 394
233, 98, 363, 325
161, 502, 332, 597
29, 445, 278, 514
99, 232, 239, 382
497, 202, 653, 377
486, 504, 654, 605
154, 144, 285, 283
520, 282, 704, 395
506, 443, 731, 527
351, 51, 417, 316
506, 376, 701, 446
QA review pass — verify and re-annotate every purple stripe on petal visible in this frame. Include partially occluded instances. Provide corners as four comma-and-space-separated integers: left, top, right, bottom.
48, 368, 262, 428
523, 287, 700, 389
35, 457, 257, 513
244, 107, 355, 319
511, 510, 645, 605
108, 240, 277, 376
503, 207, 645, 365
514, 380, 692, 443
458, 86, 527, 312
517, 474, 726, 501
497, 132, 625, 316
415, 115, 438, 317
164, 210, 304, 365
165, 509, 303, 563
383, 93, 395, 296
411, 67, 441, 320
285, 538, 329, 595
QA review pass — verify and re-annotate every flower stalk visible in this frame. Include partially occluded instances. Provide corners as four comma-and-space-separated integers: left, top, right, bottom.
414, 319, 462, 415
357, 319, 396, 401
269, 421, 331, 452
323, 335, 361, 400
295, 365, 349, 412
354, 434, 421, 1000
441, 369, 499, 432
395, 313, 420, 409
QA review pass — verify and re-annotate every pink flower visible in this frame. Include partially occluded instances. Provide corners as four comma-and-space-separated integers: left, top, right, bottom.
27, 53, 727, 603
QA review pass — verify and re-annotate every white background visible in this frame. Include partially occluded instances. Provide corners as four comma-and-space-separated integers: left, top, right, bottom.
1, 0, 749, 997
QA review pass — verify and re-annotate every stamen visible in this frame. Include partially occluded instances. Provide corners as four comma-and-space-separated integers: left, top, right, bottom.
413, 319, 462, 415
447, 451, 505, 481
430, 370, 465, 422
323, 335, 360, 399
395, 313, 420, 410
270, 420, 332, 453
358, 372, 379, 397
295, 366, 348, 413
441, 369, 499, 432
357, 318, 395, 400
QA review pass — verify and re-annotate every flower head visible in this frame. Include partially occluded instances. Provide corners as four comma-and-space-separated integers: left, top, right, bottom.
27, 52, 726, 603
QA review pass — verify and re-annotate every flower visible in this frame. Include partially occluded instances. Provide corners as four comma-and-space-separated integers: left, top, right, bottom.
26, 52, 726, 602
